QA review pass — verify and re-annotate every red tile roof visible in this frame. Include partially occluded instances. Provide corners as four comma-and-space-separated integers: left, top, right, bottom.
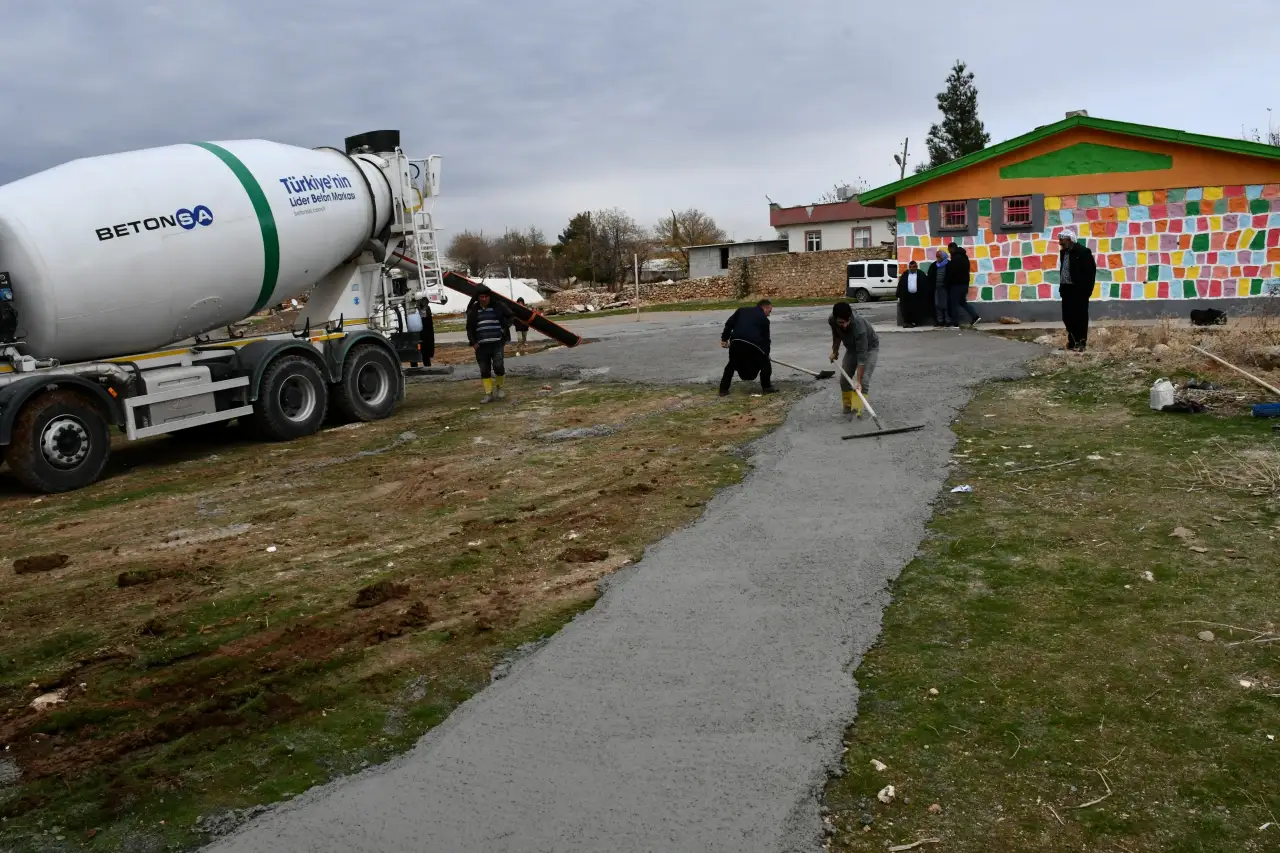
769, 199, 896, 227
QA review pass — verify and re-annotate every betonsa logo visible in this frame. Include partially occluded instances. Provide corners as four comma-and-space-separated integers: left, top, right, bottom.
96, 205, 214, 241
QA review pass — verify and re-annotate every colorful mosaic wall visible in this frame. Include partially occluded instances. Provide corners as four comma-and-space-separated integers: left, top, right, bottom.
896, 184, 1280, 302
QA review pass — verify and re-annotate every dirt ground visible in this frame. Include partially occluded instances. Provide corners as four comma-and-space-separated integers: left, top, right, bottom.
424, 339, 568, 367
0, 376, 795, 851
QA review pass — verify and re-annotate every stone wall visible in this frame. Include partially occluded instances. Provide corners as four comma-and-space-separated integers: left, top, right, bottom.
729, 247, 894, 299
541, 248, 894, 308
544, 276, 736, 310
636, 276, 737, 302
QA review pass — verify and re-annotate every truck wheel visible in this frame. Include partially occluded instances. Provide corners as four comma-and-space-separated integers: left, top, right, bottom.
334, 344, 400, 422
252, 355, 329, 441
7, 390, 111, 493
852, 288, 871, 303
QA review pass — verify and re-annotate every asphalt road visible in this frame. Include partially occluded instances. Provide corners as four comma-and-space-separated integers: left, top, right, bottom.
206, 308, 1036, 853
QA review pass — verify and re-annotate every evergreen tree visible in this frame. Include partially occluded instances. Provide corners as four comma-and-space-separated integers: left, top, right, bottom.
925, 61, 990, 169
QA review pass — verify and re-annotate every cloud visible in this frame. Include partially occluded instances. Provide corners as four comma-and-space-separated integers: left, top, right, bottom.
3, 0, 1280, 244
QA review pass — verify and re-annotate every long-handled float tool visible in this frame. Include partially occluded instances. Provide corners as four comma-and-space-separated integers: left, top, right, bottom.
837, 365, 926, 440
769, 357, 835, 380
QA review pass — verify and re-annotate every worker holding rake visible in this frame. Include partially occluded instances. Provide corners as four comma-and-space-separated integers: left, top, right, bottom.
829, 301, 879, 417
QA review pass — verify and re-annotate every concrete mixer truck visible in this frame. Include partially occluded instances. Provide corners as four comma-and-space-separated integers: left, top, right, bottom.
0, 129, 449, 494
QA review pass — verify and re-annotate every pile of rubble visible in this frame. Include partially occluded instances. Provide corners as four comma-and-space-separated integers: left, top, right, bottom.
544, 288, 634, 315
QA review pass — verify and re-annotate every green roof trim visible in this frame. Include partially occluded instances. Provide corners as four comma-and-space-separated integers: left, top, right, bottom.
999, 142, 1172, 179
859, 115, 1280, 208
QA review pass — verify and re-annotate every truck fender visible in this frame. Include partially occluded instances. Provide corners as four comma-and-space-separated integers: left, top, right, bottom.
231, 340, 330, 403
0, 375, 124, 446
322, 331, 405, 403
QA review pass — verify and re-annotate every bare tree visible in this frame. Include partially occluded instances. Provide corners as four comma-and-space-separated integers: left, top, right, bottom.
593, 208, 650, 288
1242, 125, 1280, 146
446, 230, 496, 276
653, 209, 728, 273
493, 227, 553, 281
816, 178, 869, 204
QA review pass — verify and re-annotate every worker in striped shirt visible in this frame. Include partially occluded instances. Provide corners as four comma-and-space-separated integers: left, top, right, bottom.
465, 286, 513, 403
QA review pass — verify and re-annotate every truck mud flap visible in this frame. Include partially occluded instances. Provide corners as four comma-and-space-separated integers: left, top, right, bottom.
440, 272, 583, 349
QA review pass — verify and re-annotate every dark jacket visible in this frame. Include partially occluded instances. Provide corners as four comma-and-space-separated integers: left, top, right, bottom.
721, 306, 771, 354
512, 302, 530, 332
465, 298, 512, 345
896, 268, 929, 300
1058, 242, 1097, 299
944, 247, 971, 289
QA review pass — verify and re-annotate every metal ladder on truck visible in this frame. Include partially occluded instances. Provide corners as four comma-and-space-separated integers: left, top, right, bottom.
389, 150, 446, 305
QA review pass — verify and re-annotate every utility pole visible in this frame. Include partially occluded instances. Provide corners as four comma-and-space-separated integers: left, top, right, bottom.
893, 138, 910, 180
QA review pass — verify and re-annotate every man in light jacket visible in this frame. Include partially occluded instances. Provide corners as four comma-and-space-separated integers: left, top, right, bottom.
829, 301, 879, 417
928, 250, 951, 327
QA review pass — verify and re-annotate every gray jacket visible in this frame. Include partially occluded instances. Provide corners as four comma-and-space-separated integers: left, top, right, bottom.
830, 313, 879, 363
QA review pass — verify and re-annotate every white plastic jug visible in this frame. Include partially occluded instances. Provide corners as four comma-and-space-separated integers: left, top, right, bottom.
1150, 379, 1175, 411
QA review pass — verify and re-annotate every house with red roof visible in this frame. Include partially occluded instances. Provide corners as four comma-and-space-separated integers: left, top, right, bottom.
768, 194, 897, 254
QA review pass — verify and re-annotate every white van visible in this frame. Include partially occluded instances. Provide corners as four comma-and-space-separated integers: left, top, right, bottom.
846, 260, 898, 302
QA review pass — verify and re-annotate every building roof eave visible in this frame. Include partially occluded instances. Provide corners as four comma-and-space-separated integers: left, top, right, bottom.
858, 114, 1280, 208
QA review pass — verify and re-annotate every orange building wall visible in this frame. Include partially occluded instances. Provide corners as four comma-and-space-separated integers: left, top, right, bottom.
896, 127, 1280, 206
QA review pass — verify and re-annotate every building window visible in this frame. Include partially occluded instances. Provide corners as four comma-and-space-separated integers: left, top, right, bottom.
941, 200, 968, 230
1003, 196, 1032, 227
805, 230, 822, 252
852, 226, 872, 248
719, 247, 730, 270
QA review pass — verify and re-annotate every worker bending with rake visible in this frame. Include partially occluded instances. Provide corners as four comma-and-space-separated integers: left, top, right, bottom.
719, 299, 778, 396
829, 301, 879, 417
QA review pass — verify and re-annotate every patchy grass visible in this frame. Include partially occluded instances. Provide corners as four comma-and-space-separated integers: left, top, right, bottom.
825, 355, 1279, 852
0, 377, 797, 851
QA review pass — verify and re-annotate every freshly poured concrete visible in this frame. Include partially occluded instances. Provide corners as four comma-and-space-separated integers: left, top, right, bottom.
207, 309, 1035, 853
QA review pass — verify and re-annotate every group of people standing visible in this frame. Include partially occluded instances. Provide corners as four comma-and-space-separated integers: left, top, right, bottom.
895, 232, 1097, 351
895, 240, 981, 329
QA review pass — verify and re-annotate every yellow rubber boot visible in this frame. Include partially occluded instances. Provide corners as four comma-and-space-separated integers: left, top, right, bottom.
841, 391, 854, 413
482, 378, 494, 402
850, 392, 865, 419
494, 375, 506, 400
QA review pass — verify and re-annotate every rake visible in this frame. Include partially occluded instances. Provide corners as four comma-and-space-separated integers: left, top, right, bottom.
769, 356, 835, 381
836, 364, 926, 440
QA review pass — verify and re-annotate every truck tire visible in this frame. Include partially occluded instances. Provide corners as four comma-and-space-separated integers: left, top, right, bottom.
7, 390, 111, 493
334, 344, 399, 422
251, 355, 329, 441
852, 288, 871, 303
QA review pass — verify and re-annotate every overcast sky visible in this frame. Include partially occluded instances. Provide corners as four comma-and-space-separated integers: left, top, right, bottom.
3, 1, 1280, 245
